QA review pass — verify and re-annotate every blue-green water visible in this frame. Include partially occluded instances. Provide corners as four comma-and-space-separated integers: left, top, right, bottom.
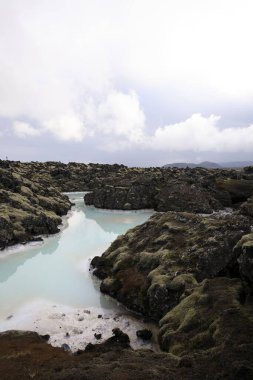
0, 192, 153, 318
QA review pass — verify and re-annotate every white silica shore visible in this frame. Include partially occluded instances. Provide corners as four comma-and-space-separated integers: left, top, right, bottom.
0, 300, 159, 351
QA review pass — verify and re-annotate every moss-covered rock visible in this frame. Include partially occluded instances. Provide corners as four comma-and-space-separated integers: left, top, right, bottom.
234, 233, 253, 288
159, 277, 253, 355
92, 211, 251, 320
240, 196, 253, 217
0, 165, 71, 249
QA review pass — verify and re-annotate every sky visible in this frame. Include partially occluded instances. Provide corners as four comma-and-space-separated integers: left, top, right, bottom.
0, 0, 253, 166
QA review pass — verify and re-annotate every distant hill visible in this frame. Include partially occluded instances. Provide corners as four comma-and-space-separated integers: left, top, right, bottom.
163, 161, 253, 169
220, 161, 253, 168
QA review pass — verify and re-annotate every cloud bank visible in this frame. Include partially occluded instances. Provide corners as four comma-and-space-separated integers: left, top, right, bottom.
1, 0, 253, 163
149, 114, 253, 153
12, 112, 253, 155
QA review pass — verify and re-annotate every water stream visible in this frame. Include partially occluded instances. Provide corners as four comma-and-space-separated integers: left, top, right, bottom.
0, 192, 155, 350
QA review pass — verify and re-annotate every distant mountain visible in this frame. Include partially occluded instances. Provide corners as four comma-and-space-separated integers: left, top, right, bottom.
163, 161, 253, 169
163, 161, 221, 169
219, 161, 253, 168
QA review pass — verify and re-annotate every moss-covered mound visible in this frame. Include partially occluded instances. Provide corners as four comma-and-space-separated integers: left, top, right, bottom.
0, 166, 71, 249
91, 209, 253, 372
92, 211, 252, 320
159, 277, 253, 355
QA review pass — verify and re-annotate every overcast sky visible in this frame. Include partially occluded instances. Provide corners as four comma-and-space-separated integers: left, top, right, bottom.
0, 0, 253, 166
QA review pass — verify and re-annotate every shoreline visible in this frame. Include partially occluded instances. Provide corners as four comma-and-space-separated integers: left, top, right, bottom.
0, 194, 159, 352
0, 300, 159, 352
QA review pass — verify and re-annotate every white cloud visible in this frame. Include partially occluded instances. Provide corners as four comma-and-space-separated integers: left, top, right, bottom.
96, 91, 145, 144
43, 112, 88, 142
13, 121, 41, 138
1, 0, 253, 161
149, 114, 253, 153
11, 90, 145, 146
1, 1, 253, 122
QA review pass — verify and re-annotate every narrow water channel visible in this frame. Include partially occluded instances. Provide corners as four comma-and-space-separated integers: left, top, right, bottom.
0, 193, 155, 351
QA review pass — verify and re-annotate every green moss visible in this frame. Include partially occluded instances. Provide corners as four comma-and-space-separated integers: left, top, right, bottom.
9, 192, 36, 212
0, 205, 30, 222
234, 233, 253, 247
190, 330, 214, 350
159, 277, 253, 355
112, 252, 133, 272
177, 308, 199, 333
149, 273, 172, 289
20, 186, 33, 197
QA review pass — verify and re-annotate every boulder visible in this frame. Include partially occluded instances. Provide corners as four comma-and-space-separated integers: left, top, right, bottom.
234, 233, 253, 288
92, 211, 251, 320
136, 329, 152, 340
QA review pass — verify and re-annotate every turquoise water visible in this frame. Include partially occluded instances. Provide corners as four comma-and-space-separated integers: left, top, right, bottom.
0, 192, 153, 318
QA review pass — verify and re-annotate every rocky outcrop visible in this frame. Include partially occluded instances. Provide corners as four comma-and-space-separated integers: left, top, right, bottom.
84, 184, 157, 210
92, 211, 251, 320
240, 195, 253, 217
85, 167, 253, 212
3, 160, 253, 213
0, 165, 71, 249
159, 277, 253, 355
91, 208, 253, 370
216, 178, 253, 203
234, 233, 253, 288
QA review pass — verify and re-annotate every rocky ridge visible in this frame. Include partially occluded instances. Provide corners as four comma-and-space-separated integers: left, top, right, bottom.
2, 160, 253, 213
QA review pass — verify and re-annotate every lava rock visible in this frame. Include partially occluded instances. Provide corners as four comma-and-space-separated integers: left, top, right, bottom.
136, 329, 152, 340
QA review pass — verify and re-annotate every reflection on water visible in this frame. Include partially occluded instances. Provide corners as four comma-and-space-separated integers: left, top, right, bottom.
0, 236, 60, 283
0, 192, 153, 318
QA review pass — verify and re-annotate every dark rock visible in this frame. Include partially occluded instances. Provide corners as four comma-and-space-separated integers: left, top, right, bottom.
233, 365, 253, 380
136, 329, 152, 340
40, 334, 50, 341
105, 328, 130, 348
94, 333, 102, 340
240, 196, 253, 217
32, 236, 43, 242
234, 233, 253, 288
216, 179, 253, 203
61, 343, 71, 351
84, 342, 94, 351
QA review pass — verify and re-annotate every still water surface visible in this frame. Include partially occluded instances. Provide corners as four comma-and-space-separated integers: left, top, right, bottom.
0, 192, 153, 319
